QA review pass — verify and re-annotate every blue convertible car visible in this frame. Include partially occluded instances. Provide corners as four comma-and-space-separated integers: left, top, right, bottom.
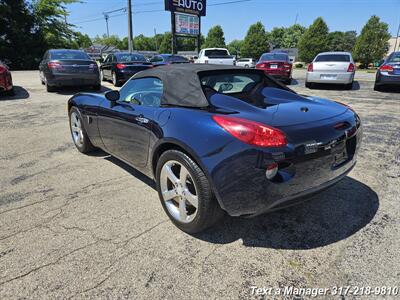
68, 64, 362, 233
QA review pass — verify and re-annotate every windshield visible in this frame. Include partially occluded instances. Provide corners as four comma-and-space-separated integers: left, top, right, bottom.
200, 72, 263, 94
388, 52, 400, 63
315, 54, 350, 62
260, 53, 288, 62
204, 50, 230, 57
116, 53, 146, 62
165, 55, 189, 62
50, 51, 90, 60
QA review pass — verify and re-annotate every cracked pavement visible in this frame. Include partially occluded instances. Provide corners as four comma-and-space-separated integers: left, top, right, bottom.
0, 70, 399, 299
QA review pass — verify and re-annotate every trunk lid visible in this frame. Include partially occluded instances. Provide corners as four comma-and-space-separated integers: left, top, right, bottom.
313, 61, 350, 73
209, 87, 348, 127
55, 59, 97, 74
120, 61, 152, 72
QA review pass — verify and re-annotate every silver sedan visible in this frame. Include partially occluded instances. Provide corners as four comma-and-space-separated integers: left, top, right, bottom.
306, 52, 355, 89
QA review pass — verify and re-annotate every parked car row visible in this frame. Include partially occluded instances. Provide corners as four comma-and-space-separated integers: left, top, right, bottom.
1, 48, 395, 95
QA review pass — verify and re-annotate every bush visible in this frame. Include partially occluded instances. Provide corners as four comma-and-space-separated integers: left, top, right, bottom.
294, 63, 303, 68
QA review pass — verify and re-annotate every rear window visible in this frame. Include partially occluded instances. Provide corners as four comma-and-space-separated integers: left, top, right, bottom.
50, 51, 90, 60
388, 52, 400, 63
200, 72, 262, 94
165, 55, 189, 62
116, 53, 146, 62
204, 50, 230, 57
315, 54, 350, 62
260, 53, 288, 62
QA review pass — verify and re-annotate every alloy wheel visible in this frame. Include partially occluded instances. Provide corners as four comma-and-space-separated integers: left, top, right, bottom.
70, 112, 84, 147
160, 160, 199, 223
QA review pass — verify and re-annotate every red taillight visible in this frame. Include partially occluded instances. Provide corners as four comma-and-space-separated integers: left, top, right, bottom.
379, 65, 394, 72
283, 63, 291, 69
347, 63, 355, 72
256, 63, 266, 69
116, 63, 126, 69
212, 115, 287, 147
307, 63, 313, 72
48, 61, 63, 70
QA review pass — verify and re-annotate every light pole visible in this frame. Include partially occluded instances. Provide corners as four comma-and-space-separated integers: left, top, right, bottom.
103, 13, 110, 37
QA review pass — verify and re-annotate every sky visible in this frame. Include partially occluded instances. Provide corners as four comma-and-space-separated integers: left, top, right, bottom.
66, 0, 400, 42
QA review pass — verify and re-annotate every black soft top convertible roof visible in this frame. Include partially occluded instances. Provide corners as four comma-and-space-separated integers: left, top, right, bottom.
131, 64, 267, 108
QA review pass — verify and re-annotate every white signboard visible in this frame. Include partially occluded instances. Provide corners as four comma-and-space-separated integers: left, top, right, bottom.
175, 13, 200, 35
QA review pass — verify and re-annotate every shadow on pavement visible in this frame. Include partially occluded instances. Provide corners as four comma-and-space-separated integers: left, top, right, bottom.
376, 85, 400, 93
0, 86, 30, 100
310, 81, 361, 91
195, 177, 378, 249
103, 154, 156, 189
55, 85, 111, 96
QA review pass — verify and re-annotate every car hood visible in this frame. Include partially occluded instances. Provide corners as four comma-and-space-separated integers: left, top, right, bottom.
209, 87, 348, 127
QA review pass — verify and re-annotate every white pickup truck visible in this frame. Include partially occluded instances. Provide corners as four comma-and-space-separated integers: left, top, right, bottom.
195, 48, 236, 65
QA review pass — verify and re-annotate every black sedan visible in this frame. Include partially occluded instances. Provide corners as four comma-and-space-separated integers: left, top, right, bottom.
68, 64, 362, 233
100, 52, 153, 87
374, 51, 400, 91
39, 49, 100, 92
150, 54, 189, 67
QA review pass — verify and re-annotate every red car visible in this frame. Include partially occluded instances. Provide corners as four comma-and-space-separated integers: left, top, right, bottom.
0, 61, 14, 96
256, 52, 292, 84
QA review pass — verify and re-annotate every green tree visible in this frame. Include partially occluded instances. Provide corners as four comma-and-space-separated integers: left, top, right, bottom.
133, 34, 156, 51
32, 0, 80, 49
92, 34, 123, 49
353, 16, 390, 65
298, 17, 329, 62
328, 31, 356, 52
0, 0, 45, 69
159, 32, 172, 53
203, 25, 226, 48
241, 21, 269, 59
282, 24, 306, 48
72, 32, 92, 49
227, 39, 244, 56
270, 27, 286, 49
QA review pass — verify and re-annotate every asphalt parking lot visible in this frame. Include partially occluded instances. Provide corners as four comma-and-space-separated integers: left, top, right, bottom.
0, 69, 399, 299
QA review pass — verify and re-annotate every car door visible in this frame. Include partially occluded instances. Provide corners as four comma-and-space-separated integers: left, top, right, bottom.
97, 77, 164, 168
39, 51, 49, 81
102, 54, 112, 78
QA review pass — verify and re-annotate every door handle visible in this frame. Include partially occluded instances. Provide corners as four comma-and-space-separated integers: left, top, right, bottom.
135, 116, 149, 124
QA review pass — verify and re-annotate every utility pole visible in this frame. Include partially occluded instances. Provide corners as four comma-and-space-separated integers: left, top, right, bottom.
103, 13, 110, 37
128, 0, 133, 52
394, 19, 400, 52
294, 13, 299, 25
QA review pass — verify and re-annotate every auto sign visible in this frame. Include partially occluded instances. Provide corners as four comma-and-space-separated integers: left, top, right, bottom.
165, 0, 207, 16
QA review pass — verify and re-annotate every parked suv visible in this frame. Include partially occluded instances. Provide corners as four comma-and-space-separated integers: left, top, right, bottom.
236, 58, 256, 68
306, 52, 355, 89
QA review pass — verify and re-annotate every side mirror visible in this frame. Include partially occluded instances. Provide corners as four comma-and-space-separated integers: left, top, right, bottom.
105, 90, 120, 102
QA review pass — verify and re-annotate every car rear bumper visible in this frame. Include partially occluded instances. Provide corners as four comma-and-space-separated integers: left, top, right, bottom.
46, 72, 100, 87
259, 69, 291, 80
206, 111, 362, 217
375, 72, 400, 85
117, 69, 151, 81
306, 71, 354, 84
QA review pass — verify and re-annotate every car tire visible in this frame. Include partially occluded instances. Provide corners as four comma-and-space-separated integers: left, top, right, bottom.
305, 81, 313, 89
112, 72, 121, 87
5, 87, 15, 96
244, 64, 249, 68
93, 83, 102, 91
69, 107, 96, 154
156, 149, 224, 233
45, 81, 57, 93
285, 78, 292, 85
345, 82, 353, 90
374, 84, 382, 91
